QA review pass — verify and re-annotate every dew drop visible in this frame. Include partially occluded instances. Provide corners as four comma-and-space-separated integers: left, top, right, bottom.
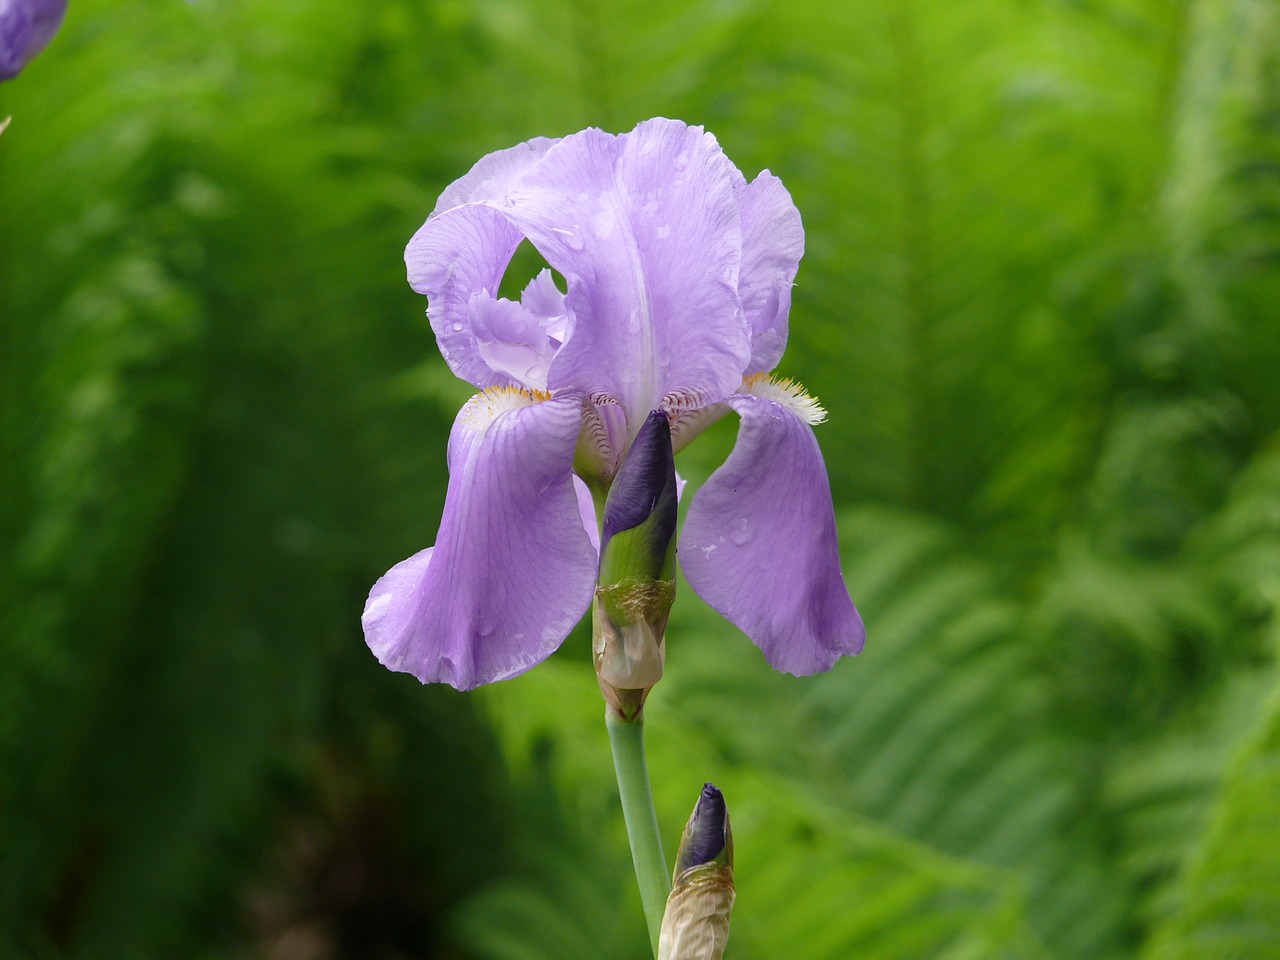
729, 517, 754, 546
592, 208, 616, 240
553, 227, 585, 252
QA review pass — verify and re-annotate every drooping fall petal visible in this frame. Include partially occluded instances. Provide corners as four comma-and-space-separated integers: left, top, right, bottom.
362, 391, 596, 689
679, 390, 864, 675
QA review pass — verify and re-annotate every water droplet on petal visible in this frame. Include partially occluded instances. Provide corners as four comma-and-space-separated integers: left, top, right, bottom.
729, 517, 754, 546
552, 227, 585, 252
592, 207, 616, 240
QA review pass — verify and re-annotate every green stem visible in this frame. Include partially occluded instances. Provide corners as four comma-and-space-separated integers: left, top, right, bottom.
606, 707, 670, 956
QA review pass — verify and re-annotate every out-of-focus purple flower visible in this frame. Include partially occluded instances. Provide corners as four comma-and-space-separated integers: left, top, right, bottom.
363, 118, 864, 690
0, 0, 66, 80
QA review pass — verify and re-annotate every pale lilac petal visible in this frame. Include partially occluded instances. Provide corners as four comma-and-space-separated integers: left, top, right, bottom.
407, 137, 559, 389
679, 394, 863, 674
737, 172, 804, 374
406, 204, 526, 389
503, 119, 751, 434
468, 293, 555, 390
521, 268, 567, 334
363, 392, 596, 689
573, 475, 600, 555
432, 137, 559, 214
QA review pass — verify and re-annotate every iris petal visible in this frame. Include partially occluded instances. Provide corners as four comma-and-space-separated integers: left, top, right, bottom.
679, 393, 864, 674
406, 203, 526, 389
502, 118, 751, 435
468, 293, 557, 390
520, 268, 568, 337
0, 4, 34, 79
362, 391, 596, 689
573, 475, 600, 555
1, 0, 65, 80
432, 136, 559, 213
406, 137, 560, 388
736, 172, 804, 374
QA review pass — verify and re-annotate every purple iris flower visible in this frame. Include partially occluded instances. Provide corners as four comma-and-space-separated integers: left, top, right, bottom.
363, 118, 864, 690
0, 0, 66, 80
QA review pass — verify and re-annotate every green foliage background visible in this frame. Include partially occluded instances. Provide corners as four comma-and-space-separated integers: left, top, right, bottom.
2, 0, 1279, 957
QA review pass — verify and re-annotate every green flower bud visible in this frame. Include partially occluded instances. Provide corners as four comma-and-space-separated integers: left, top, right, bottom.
659, 784, 735, 960
593, 411, 678, 720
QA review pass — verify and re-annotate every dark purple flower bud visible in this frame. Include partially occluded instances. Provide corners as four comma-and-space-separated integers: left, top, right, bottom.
1, 0, 67, 81
599, 409, 677, 577
593, 410, 678, 719
674, 783, 731, 874
660, 783, 734, 959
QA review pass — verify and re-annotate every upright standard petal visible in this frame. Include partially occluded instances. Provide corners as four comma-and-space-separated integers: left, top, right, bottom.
467, 293, 558, 390
406, 137, 559, 389
406, 204, 526, 389
573, 475, 600, 555
503, 119, 751, 434
432, 136, 559, 214
679, 389, 864, 675
362, 390, 597, 689
736, 172, 804, 374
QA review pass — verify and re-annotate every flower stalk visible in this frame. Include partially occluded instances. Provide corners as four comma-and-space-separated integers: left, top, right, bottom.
606, 707, 670, 956
596, 410, 679, 954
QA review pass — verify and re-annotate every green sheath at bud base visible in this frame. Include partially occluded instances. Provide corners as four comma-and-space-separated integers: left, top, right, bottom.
594, 410, 678, 720
658, 784, 735, 960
